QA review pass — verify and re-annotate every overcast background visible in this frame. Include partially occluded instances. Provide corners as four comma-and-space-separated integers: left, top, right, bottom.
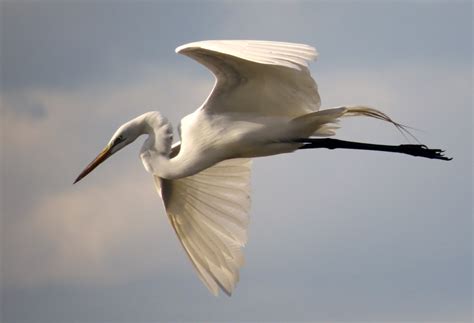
1, 1, 472, 322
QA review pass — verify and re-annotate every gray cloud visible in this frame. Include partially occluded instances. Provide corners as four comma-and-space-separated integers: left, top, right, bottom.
0, 1, 229, 91
1, 1, 471, 92
2, 60, 471, 321
1, 1, 472, 322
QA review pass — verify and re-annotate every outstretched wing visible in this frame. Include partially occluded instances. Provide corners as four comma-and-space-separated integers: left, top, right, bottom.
176, 40, 321, 117
154, 154, 252, 296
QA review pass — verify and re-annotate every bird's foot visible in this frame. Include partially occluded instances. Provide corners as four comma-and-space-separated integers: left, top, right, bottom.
399, 144, 452, 161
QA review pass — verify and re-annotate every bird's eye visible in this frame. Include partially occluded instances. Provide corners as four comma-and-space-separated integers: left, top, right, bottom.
114, 136, 124, 145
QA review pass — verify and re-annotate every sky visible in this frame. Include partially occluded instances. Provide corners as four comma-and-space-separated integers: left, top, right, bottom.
1, 1, 472, 322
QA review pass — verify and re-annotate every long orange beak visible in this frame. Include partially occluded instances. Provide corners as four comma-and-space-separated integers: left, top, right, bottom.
74, 145, 112, 184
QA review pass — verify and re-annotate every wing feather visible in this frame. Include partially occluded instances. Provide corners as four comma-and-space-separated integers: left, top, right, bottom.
154, 157, 252, 296
176, 40, 317, 70
176, 40, 321, 116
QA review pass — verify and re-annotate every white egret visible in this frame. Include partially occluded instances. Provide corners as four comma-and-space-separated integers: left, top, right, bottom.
74, 40, 450, 296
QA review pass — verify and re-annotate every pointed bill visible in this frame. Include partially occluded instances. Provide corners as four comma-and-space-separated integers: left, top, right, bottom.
74, 145, 112, 184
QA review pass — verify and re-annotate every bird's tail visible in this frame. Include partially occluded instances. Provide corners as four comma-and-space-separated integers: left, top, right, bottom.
292, 106, 416, 141
342, 106, 416, 141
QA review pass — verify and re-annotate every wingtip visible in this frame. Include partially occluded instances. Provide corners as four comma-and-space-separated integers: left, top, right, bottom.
175, 41, 203, 54
175, 45, 184, 54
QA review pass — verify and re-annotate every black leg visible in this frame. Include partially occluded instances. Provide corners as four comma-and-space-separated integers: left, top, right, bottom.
294, 138, 452, 161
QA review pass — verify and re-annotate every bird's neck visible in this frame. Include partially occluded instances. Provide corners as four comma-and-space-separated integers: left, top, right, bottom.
138, 112, 200, 180
144, 149, 205, 180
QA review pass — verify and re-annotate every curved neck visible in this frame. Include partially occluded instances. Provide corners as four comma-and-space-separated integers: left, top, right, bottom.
144, 151, 202, 180
138, 112, 203, 180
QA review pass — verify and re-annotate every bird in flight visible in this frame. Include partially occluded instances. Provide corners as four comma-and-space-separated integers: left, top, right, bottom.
74, 40, 450, 296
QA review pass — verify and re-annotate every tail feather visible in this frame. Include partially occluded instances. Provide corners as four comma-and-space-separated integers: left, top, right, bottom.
342, 106, 419, 142
291, 105, 418, 141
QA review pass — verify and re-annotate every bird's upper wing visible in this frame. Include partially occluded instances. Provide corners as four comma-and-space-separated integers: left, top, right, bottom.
176, 40, 321, 117
154, 149, 252, 296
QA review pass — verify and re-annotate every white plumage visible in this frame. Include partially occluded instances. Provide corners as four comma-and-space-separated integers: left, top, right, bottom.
155, 149, 251, 296
177, 40, 321, 117
74, 40, 450, 296
176, 40, 318, 70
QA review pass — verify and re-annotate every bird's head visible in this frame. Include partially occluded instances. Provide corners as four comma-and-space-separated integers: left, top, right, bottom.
74, 119, 142, 184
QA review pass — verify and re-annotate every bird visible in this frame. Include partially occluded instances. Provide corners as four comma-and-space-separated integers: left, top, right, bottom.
74, 40, 450, 296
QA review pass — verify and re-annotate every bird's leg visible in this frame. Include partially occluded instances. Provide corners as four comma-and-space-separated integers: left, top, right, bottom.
294, 138, 452, 161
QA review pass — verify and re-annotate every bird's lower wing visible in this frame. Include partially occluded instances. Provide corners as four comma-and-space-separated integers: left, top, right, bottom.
154, 158, 252, 296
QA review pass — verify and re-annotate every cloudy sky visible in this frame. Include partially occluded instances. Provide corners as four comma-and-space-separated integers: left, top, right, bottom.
1, 1, 472, 322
